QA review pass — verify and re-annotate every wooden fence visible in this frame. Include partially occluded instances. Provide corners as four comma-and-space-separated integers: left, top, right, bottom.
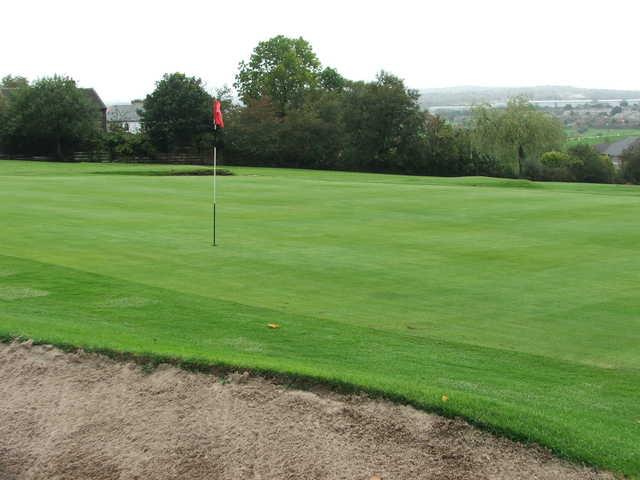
73, 152, 111, 162
0, 154, 56, 161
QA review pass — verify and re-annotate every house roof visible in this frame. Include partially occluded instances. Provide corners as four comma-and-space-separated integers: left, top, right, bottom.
594, 137, 640, 157
106, 103, 143, 123
81, 88, 106, 110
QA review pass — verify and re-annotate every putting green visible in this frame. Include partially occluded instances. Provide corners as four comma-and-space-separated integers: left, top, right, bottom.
1, 161, 639, 476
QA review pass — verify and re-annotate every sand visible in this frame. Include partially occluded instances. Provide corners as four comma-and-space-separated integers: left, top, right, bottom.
0, 340, 613, 480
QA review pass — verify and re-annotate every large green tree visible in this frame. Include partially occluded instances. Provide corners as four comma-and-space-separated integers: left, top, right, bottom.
567, 144, 614, 183
340, 71, 427, 172
0, 77, 28, 152
622, 143, 640, 183
1, 75, 29, 88
224, 92, 344, 170
423, 113, 482, 176
228, 37, 478, 177
2, 75, 99, 158
141, 73, 212, 153
235, 35, 322, 114
0, 94, 8, 151
318, 67, 347, 92
471, 97, 566, 176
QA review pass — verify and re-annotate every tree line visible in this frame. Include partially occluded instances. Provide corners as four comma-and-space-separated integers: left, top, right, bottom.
1, 35, 639, 184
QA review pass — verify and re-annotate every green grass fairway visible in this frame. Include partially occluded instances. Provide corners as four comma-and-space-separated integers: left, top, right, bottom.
1, 161, 639, 476
566, 127, 640, 147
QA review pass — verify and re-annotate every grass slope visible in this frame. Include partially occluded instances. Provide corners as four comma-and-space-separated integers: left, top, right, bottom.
1, 161, 639, 476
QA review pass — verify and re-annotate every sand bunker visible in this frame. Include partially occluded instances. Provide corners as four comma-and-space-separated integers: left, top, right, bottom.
0, 341, 612, 480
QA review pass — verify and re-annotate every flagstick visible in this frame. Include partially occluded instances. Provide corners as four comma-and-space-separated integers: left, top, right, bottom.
212, 123, 217, 247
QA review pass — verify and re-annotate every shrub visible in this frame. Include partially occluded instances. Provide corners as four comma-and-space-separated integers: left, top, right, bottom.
539, 151, 581, 181
101, 126, 155, 160
567, 144, 614, 183
621, 143, 640, 183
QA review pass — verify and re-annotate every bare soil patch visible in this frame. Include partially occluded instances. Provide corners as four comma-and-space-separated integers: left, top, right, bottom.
0, 341, 613, 480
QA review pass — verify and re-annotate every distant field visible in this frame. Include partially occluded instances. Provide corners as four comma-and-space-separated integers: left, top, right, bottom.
1, 161, 639, 476
566, 128, 640, 147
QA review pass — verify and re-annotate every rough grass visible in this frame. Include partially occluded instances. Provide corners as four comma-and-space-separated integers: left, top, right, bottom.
1, 161, 639, 477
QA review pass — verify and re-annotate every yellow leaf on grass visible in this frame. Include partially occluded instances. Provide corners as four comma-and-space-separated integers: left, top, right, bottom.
441, 395, 449, 402
267, 323, 281, 329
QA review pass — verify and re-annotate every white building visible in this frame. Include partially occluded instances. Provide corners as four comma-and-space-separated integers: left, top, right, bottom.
106, 102, 143, 133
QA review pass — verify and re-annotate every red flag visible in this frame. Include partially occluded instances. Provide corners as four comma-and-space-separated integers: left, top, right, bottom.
213, 100, 224, 128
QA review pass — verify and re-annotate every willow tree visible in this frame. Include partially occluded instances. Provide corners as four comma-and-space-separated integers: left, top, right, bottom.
471, 96, 566, 176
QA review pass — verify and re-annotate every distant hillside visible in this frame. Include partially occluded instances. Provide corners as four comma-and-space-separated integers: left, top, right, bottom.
419, 86, 640, 108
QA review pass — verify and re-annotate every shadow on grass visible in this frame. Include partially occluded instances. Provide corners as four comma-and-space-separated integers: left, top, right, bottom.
91, 168, 233, 177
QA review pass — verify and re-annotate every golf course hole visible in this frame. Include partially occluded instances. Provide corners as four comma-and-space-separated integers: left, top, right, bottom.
0, 340, 614, 480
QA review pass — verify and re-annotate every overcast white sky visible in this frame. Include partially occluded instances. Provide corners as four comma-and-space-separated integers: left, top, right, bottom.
2, 0, 639, 103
